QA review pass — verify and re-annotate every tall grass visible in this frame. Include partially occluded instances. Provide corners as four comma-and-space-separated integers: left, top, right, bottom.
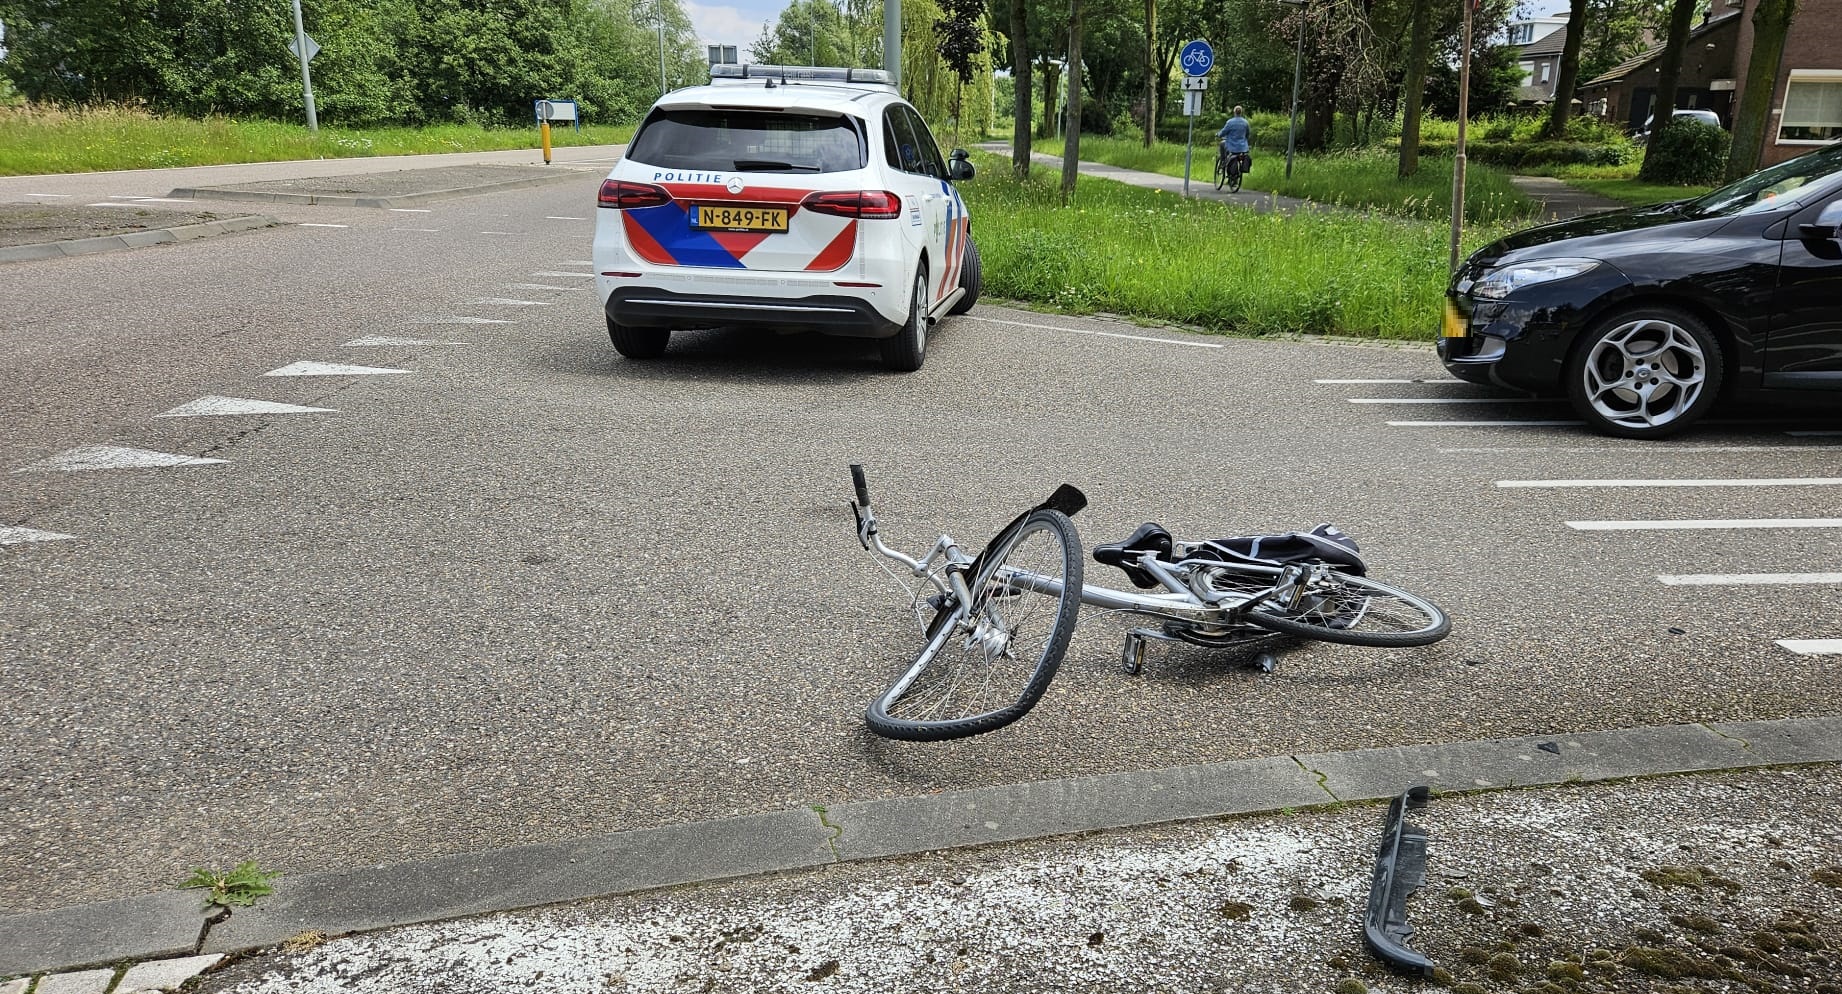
1033, 135, 1537, 224
0, 104, 634, 176
962, 155, 1509, 340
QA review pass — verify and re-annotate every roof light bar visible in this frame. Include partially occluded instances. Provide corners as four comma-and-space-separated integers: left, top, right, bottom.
710, 64, 894, 86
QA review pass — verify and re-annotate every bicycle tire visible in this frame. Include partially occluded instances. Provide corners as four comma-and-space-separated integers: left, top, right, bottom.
1240, 567, 1449, 648
1213, 152, 1228, 191
1227, 157, 1242, 194
866, 509, 1084, 741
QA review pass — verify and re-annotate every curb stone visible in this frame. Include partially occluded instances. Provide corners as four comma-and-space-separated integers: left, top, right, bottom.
168, 169, 585, 209
0, 215, 279, 264
4, 715, 1838, 977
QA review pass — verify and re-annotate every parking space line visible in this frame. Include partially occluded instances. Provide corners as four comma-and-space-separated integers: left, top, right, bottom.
970, 316, 1224, 349
470, 298, 552, 306
1659, 572, 1842, 586
15, 445, 228, 472
0, 526, 77, 545
412, 317, 512, 325
1390, 420, 1584, 427
392, 228, 442, 233
1500, 477, 1842, 489
479, 230, 519, 235
1350, 397, 1546, 405
1777, 639, 1842, 654
23, 193, 72, 198
342, 336, 467, 347
1567, 518, 1842, 531
530, 271, 598, 278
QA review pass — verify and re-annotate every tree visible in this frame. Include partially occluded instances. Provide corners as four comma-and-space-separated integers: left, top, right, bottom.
1541, 0, 1587, 139
1726, 0, 1798, 179
1578, 0, 1668, 81
1397, 0, 1433, 177
935, 0, 985, 144
1008, 0, 1032, 175
1637, 0, 1699, 181
1062, 0, 1082, 203
1141, 0, 1156, 145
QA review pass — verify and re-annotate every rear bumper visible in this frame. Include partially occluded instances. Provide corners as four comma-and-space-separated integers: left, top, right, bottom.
604, 287, 904, 339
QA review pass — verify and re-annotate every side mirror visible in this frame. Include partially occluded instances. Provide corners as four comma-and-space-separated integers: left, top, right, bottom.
1798, 223, 1839, 241
947, 148, 975, 182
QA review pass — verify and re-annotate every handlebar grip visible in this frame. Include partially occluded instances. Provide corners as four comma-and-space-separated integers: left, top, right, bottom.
850, 464, 870, 507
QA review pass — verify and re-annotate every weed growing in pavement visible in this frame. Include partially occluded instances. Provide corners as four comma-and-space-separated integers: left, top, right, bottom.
960, 155, 1510, 340
180, 859, 280, 909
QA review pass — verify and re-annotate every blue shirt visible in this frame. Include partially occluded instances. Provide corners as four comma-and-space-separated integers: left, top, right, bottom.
1217, 116, 1251, 153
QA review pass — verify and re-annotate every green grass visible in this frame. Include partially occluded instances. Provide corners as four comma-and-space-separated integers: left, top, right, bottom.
962, 154, 1510, 340
0, 104, 634, 176
1033, 135, 1538, 224
1506, 160, 1714, 206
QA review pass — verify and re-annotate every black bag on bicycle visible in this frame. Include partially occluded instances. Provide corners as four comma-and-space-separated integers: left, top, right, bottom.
1193, 523, 1366, 576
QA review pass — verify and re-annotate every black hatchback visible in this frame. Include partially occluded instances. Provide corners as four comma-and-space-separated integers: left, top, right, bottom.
1442, 143, 1842, 438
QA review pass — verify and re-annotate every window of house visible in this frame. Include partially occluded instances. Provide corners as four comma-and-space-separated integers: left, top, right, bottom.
1539, 63, 1552, 85
1779, 72, 1842, 143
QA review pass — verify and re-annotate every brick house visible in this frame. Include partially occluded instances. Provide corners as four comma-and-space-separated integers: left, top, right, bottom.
1513, 20, 1572, 104
1579, 0, 1842, 166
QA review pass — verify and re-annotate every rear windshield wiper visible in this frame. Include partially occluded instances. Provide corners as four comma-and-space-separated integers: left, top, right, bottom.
732, 159, 820, 172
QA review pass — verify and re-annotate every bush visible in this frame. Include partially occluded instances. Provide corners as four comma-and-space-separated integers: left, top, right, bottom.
1410, 138, 1635, 168
1639, 120, 1731, 185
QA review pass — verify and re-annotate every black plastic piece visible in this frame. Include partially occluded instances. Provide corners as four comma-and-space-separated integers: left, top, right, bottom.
850, 464, 870, 507
1365, 785, 1435, 977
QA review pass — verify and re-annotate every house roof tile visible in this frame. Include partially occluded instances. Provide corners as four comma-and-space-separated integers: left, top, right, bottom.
1582, 9, 1741, 88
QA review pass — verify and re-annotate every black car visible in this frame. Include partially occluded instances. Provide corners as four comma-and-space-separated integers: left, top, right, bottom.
1442, 143, 1842, 438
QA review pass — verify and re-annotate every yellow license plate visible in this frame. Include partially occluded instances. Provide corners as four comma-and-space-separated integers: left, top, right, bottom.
694, 205, 788, 232
1442, 300, 1468, 338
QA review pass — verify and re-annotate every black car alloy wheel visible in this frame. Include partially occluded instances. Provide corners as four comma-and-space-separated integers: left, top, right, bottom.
1565, 305, 1723, 439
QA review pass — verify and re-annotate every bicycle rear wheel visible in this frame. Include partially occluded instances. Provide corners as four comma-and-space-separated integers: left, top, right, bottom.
1243, 568, 1449, 648
866, 509, 1083, 741
1227, 156, 1243, 194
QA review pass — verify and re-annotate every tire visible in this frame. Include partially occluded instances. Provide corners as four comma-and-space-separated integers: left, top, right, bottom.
879, 266, 929, 372
866, 509, 1084, 741
1236, 567, 1450, 648
1213, 151, 1228, 191
1565, 305, 1724, 439
607, 316, 668, 359
1227, 156, 1243, 194
947, 237, 981, 316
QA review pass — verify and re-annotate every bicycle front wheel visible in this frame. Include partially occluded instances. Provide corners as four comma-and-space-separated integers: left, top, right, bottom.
1243, 569, 1449, 647
1227, 158, 1243, 194
1213, 153, 1228, 190
866, 509, 1084, 741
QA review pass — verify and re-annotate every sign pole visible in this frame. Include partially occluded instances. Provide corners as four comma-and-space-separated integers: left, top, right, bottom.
1184, 116, 1194, 197
1448, 0, 1474, 273
290, 0, 318, 133
1179, 40, 1214, 200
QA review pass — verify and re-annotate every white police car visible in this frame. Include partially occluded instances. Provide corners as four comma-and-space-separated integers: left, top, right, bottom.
592, 65, 980, 371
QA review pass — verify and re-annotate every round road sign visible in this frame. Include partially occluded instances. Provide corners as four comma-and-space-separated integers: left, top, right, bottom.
1181, 40, 1214, 77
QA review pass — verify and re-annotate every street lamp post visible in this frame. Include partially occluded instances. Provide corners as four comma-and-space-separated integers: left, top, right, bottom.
1280, 0, 1305, 180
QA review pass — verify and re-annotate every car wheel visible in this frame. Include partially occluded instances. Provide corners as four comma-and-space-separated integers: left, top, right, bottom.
607, 316, 669, 360
880, 266, 928, 372
1565, 306, 1723, 439
947, 238, 981, 316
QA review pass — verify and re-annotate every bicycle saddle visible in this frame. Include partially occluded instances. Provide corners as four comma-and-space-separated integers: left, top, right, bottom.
1093, 522, 1174, 589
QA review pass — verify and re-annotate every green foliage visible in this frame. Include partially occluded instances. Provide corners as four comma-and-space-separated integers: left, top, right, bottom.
962, 152, 1511, 340
1640, 119, 1731, 185
181, 860, 279, 909
1425, 43, 1526, 119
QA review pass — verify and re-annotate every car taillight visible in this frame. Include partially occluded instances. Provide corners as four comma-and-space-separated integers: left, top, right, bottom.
597, 180, 671, 210
800, 190, 902, 219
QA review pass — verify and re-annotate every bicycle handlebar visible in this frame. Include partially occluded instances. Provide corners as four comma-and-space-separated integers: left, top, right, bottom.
850, 464, 870, 507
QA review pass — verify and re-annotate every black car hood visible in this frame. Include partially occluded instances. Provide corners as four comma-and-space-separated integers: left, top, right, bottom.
1464, 203, 1735, 275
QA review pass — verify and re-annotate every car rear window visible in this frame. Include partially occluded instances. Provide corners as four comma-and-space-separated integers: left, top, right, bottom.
626, 109, 867, 173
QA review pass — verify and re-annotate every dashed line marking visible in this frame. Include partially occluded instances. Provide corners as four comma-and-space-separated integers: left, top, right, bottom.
389, 208, 433, 213
392, 227, 442, 232
0, 526, 77, 544
342, 336, 466, 347
470, 298, 552, 306
1659, 573, 1842, 586
529, 271, 598, 279
505, 283, 584, 292
970, 315, 1224, 349
23, 193, 72, 198
1390, 420, 1584, 427
1777, 639, 1842, 654
479, 230, 519, 235
14, 445, 227, 472
1499, 477, 1842, 489
545, 216, 587, 220
264, 361, 412, 377
299, 223, 349, 228
412, 316, 512, 325
1566, 518, 1842, 531
158, 396, 337, 417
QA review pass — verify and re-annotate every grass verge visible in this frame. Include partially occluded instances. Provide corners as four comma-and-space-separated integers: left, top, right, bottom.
1031, 136, 1538, 224
961, 153, 1511, 340
1505, 161, 1714, 206
0, 104, 633, 176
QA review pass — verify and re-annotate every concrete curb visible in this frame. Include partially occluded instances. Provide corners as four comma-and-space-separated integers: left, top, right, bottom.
4, 714, 1838, 978
0, 215, 280, 264
168, 170, 585, 209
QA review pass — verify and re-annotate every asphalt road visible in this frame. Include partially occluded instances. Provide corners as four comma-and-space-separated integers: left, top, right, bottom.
4, 157, 1841, 915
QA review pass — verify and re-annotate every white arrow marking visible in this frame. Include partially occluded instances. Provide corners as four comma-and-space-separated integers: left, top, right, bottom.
0, 526, 77, 544
264, 361, 412, 377
15, 445, 228, 472
342, 336, 467, 347
470, 298, 552, 307
158, 396, 337, 417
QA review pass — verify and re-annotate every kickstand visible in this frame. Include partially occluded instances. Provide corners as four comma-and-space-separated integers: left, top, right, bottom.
1252, 650, 1280, 674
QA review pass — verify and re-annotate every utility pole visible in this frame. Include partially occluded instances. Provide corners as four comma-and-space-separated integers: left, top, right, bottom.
290, 0, 318, 132
1448, 0, 1474, 273
884, 0, 901, 85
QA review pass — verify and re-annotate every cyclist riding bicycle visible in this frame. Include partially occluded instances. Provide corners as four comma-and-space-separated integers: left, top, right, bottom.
1217, 106, 1252, 174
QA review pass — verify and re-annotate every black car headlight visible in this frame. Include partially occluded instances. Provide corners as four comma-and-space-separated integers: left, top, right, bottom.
1470, 258, 1601, 300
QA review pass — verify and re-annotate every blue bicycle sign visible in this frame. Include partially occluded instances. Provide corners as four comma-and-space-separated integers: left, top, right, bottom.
1180, 40, 1214, 76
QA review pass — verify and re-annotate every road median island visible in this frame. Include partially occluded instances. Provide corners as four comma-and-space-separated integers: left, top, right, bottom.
0, 204, 279, 263
170, 163, 589, 208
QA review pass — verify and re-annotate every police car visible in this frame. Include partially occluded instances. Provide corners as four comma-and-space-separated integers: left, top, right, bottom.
592, 64, 981, 372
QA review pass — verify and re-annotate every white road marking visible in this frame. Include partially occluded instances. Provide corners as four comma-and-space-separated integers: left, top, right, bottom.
342, 336, 466, 347
1390, 420, 1584, 427
1499, 477, 1842, 489
389, 208, 433, 213
971, 316, 1224, 349
1442, 445, 1842, 453
412, 316, 512, 325
1659, 573, 1842, 586
392, 227, 442, 232
85, 202, 151, 208
120, 196, 189, 203
1778, 639, 1842, 654
1349, 397, 1545, 405
299, 223, 349, 228
560, 259, 593, 266
24, 193, 72, 198
505, 283, 583, 292
157, 396, 336, 417
0, 526, 77, 544
479, 230, 519, 235
529, 271, 598, 278
14, 445, 227, 472
1315, 378, 1460, 384
264, 361, 412, 377
1566, 518, 1842, 531
470, 298, 552, 306
545, 216, 587, 220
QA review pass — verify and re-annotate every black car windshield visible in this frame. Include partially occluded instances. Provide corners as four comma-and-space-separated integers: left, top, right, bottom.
626, 109, 867, 173
1683, 144, 1842, 218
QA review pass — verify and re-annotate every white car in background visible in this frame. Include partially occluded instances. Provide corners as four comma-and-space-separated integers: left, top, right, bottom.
592, 64, 981, 371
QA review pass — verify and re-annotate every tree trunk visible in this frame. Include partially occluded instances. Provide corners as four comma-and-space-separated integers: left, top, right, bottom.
1143, 0, 1156, 146
1398, 0, 1432, 177
1726, 0, 1799, 180
1039, 57, 1061, 139
1011, 0, 1032, 177
1542, 0, 1589, 138
1638, 0, 1699, 180
1061, 0, 1083, 205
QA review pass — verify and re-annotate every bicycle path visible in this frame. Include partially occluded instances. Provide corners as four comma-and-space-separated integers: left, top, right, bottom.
1509, 174, 1631, 221
975, 143, 1317, 215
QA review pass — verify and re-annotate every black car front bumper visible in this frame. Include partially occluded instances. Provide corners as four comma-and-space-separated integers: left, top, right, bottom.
605, 287, 904, 339
1439, 267, 1632, 393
